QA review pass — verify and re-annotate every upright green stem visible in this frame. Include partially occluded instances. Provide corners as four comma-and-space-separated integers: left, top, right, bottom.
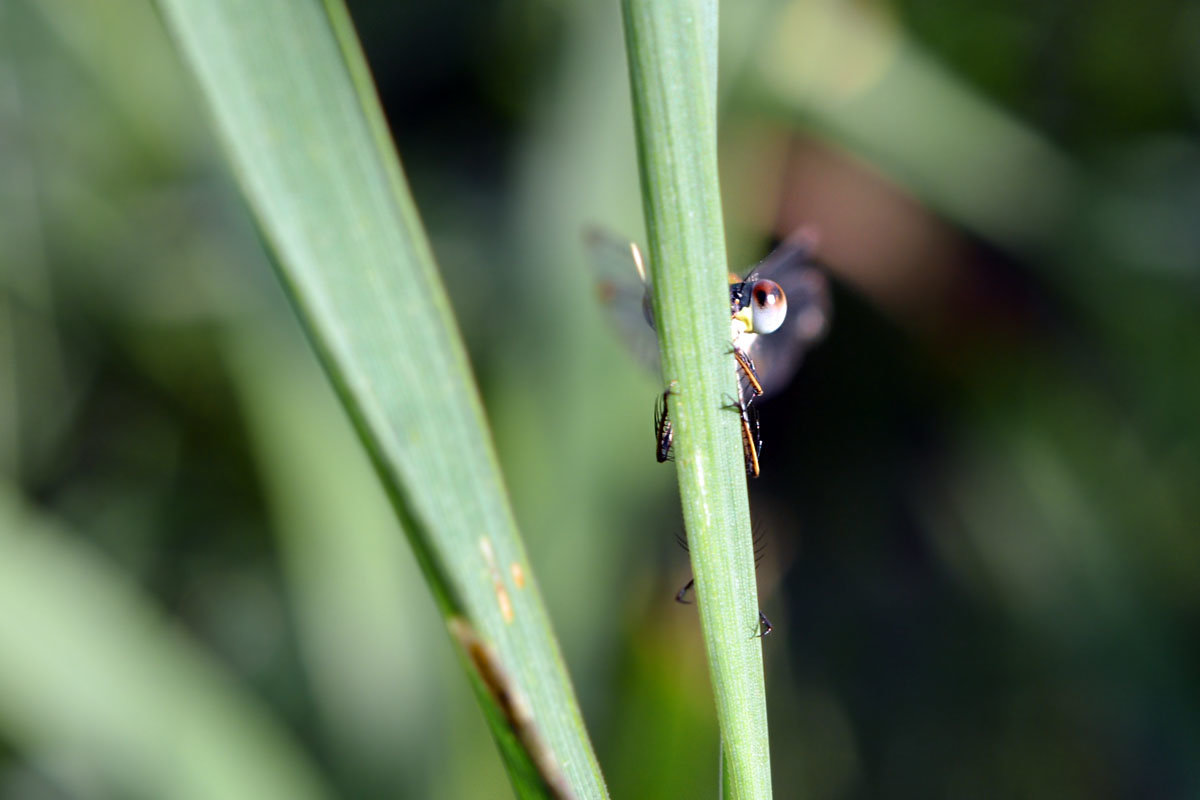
620, 1, 772, 798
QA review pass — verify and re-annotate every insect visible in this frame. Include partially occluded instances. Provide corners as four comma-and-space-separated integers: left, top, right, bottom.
588, 227, 832, 475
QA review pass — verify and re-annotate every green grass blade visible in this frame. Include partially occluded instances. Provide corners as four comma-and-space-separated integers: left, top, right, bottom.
155, 2, 606, 797
620, 1, 773, 798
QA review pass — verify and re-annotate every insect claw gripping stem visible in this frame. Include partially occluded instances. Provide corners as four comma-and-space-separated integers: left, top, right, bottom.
677, 577, 772, 639
676, 528, 773, 635
675, 578, 695, 605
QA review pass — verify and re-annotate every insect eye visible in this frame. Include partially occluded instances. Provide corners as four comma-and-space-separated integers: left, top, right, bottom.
749, 279, 787, 334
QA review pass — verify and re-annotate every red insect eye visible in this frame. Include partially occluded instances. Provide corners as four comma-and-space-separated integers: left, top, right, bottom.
749, 279, 787, 334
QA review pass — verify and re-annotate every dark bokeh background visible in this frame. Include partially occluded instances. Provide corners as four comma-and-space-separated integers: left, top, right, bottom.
2, 0, 1198, 798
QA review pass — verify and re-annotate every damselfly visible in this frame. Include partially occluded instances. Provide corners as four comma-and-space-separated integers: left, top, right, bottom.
588, 227, 832, 475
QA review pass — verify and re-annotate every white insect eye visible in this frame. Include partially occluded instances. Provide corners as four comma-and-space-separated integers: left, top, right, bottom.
749, 279, 787, 334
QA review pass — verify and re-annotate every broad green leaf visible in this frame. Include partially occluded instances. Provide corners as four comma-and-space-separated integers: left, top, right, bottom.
156, 2, 606, 797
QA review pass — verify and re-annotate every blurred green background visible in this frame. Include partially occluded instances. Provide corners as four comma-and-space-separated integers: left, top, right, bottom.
2, 0, 1199, 798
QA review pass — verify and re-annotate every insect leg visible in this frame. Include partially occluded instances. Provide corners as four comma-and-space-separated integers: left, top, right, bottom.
654, 381, 678, 463
733, 346, 764, 404
675, 578, 695, 604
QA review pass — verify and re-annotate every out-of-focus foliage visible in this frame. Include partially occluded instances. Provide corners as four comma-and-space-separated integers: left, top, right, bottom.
0, 0, 1197, 798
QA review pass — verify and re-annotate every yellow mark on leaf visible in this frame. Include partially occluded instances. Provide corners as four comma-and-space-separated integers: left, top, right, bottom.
480, 537, 514, 623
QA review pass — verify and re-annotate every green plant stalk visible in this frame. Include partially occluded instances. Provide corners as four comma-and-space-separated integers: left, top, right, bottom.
156, 2, 605, 797
620, 1, 773, 797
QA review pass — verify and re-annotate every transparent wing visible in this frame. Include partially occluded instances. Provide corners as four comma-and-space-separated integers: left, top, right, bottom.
583, 227, 660, 372
743, 229, 833, 399
743, 227, 819, 284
